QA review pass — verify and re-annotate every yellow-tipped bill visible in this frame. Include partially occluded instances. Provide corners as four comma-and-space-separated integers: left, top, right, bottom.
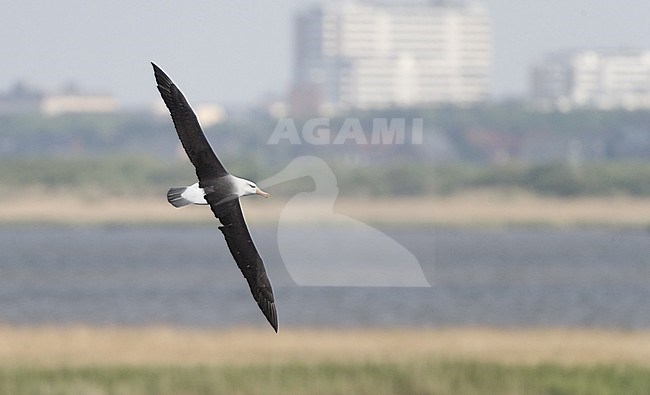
256, 187, 270, 198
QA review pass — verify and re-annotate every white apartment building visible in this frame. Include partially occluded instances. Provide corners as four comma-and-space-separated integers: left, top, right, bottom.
531, 49, 650, 111
0, 82, 116, 115
292, 1, 492, 114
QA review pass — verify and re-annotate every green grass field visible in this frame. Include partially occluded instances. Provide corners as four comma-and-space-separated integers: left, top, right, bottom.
0, 327, 649, 395
1, 360, 649, 395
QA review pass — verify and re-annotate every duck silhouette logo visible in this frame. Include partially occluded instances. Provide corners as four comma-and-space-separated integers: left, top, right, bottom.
260, 156, 431, 287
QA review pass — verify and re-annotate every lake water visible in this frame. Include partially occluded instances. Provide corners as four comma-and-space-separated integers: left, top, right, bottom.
0, 225, 648, 329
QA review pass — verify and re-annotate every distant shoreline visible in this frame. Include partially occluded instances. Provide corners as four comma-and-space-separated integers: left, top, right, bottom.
2, 192, 650, 228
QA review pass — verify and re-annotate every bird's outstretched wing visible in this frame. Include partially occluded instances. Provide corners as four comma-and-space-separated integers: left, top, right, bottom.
152, 62, 229, 182
207, 195, 278, 332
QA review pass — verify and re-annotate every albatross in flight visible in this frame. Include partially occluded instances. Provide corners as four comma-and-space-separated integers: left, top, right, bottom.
152, 63, 278, 332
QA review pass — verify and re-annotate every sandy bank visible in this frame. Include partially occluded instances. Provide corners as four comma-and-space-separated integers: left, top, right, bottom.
0, 326, 649, 367
2, 192, 650, 227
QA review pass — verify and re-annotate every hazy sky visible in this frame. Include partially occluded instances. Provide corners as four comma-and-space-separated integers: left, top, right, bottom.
1, 0, 650, 108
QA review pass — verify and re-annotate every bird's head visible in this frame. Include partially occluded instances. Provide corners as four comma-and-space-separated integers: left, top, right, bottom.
236, 177, 269, 199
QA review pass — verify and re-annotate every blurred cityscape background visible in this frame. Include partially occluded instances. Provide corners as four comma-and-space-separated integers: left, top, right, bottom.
1, 0, 650, 199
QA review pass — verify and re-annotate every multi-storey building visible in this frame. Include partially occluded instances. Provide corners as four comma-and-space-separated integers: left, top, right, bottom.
0, 82, 116, 115
292, 1, 492, 114
531, 49, 650, 111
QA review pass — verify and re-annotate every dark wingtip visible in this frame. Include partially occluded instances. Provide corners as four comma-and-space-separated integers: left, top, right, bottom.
259, 298, 278, 333
271, 312, 279, 333
151, 62, 173, 89
151, 62, 161, 75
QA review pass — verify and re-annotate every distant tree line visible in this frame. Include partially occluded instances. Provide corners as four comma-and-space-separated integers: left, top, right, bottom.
1, 104, 649, 197
1, 157, 649, 198
2, 104, 650, 163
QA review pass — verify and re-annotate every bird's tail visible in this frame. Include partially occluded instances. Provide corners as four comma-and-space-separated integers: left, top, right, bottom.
167, 187, 192, 208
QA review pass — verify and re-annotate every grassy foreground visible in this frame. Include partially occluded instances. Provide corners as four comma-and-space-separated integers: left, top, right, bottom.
0, 327, 649, 394
1, 360, 649, 395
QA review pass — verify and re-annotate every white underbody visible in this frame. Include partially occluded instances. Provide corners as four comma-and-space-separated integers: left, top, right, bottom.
168, 176, 264, 208
182, 182, 208, 205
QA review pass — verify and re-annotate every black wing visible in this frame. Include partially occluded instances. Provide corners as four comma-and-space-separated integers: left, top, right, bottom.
207, 195, 278, 332
152, 62, 229, 182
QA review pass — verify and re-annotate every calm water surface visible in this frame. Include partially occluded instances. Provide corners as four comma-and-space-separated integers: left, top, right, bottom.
0, 225, 648, 329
